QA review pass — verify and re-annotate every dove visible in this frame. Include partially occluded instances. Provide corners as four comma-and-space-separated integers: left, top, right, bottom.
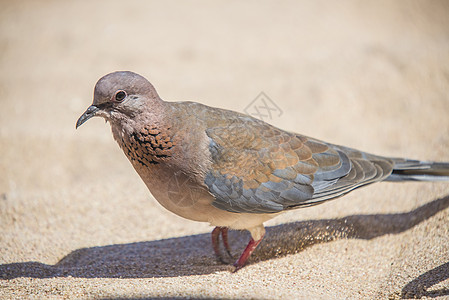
76, 71, 449, 271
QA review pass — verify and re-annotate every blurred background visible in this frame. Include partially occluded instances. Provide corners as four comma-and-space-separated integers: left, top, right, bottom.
1, 1, 448, 298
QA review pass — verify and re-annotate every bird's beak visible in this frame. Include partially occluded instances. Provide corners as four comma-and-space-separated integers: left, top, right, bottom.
76, 105, 100, 129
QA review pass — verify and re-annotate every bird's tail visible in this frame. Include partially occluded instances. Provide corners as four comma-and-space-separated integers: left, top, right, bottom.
385, 158, 449, 182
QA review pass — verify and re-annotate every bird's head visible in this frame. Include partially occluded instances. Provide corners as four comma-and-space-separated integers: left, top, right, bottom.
76, 71, 162, 129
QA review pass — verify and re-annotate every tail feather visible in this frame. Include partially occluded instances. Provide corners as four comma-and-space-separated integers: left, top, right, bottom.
385, 158, 449, 182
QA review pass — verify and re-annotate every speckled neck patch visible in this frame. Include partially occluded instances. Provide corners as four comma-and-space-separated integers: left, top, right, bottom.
121, 125, 175, 166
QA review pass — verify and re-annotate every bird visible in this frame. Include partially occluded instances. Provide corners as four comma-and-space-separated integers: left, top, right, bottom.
76, 71, 449, 271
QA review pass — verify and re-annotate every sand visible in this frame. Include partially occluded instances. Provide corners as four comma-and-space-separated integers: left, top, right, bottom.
1, 1, 449, 299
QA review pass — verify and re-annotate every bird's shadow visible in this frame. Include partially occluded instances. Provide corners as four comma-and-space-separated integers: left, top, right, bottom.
1, 196, 448, 285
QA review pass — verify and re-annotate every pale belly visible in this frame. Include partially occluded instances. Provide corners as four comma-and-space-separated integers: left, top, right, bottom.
134, 164, 278, 231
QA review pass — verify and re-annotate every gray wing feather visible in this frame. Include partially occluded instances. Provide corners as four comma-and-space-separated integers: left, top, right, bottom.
204, 124, 394, 213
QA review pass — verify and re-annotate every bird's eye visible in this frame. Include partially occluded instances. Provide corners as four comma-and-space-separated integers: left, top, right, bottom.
115, 90, 127, 102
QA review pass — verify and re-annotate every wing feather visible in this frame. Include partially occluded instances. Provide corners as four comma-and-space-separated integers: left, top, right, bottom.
202, 114, 394, 213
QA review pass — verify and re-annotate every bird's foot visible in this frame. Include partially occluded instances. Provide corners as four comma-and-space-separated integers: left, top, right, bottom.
211, 226, 234, 264
232, 235, 264, 272
211, 226, 264, 271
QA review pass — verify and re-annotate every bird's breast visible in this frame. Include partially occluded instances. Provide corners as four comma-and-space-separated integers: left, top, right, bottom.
118, 125, 176, 167
112, 122, 278, 229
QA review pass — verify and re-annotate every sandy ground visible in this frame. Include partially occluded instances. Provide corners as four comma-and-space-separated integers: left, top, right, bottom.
1, 1, 449, 299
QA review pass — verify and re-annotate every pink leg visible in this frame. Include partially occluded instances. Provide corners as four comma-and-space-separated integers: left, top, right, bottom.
221, 227, 233, 259
211, 226, 233, 264
211, 227, 223, 262
233, 234, 264, 272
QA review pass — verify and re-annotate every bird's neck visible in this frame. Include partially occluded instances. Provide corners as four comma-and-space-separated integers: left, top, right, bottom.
111, 103, 176, 168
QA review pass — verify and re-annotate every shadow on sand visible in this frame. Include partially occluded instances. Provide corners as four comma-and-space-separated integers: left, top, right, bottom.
1, 195, 448, 290
401, 262, 449, 299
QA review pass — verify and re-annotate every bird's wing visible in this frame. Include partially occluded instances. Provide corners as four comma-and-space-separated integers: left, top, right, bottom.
204, 116, 393, 213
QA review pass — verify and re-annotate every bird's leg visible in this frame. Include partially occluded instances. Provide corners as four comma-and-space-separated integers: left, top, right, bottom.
233, 226, 265, 272
211, 226, 232, 264
213, 226, 264, 270
211, 227, 224, 263
220, 227, 233, 259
